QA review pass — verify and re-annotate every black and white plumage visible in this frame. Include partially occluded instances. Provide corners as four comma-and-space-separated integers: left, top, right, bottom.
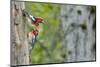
27, 32, 36, 52
23, 10, 36, 22
28, 14, 36, 22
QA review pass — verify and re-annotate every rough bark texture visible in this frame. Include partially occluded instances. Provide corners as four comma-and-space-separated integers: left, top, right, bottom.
11, 1, 29, 66
61, 5, 96, 62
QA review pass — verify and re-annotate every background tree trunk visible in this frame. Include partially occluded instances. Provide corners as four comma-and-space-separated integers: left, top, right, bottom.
61, 5, 96, 62
11, 1, 29, 66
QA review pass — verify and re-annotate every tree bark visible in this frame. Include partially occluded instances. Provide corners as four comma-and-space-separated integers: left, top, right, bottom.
61, 5, 96, 62
11, 1, 29, 66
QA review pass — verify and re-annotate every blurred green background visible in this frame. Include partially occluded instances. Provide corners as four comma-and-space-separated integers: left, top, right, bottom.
25, 2, 66, 64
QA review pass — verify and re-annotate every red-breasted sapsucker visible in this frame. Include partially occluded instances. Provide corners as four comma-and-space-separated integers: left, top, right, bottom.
23, 10, 43, 26
28, 14, 43, 26
27, 29, 39, 51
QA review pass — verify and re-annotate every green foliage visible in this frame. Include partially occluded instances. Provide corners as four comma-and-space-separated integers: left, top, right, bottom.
25, 2, 66, 64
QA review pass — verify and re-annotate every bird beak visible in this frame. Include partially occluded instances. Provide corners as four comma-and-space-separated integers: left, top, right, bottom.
42, 22, 44, 24
41, 21, 45, 24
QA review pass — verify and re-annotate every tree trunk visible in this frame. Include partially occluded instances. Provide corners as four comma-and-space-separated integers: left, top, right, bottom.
61, 5, 96, 62
11, 1, 29, 66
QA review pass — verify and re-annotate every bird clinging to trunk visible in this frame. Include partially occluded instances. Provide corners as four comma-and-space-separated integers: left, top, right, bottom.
23, 10, 44, 26
27, 29, 39, 51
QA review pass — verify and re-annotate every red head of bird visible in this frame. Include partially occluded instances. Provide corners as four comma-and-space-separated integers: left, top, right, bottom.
32, 17, 43, 26
32, 29, 39, 36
